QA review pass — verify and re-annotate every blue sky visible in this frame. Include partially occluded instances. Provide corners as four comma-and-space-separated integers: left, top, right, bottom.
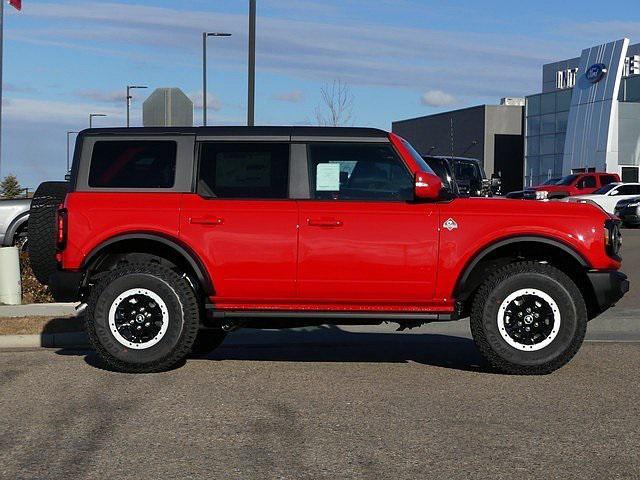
2, 0, 640, 187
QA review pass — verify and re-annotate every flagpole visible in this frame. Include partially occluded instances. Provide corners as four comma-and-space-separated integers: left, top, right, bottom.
0, 0, 4, 177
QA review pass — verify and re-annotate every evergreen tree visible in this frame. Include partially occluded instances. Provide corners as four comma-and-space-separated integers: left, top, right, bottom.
0, 174, 23, 199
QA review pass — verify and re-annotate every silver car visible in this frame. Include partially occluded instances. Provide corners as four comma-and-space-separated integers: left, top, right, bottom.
0, 198, 31, 249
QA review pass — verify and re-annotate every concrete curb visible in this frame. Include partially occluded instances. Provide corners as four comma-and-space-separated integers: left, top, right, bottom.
0, 303, 83, 318
0, 332, 89, 349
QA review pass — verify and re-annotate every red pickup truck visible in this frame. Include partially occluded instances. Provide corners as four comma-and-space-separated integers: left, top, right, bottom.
508, 172, 620, 200
28, 127, 628, 375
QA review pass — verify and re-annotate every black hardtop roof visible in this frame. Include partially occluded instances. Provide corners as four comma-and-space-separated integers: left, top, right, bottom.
80, 126, 389, 138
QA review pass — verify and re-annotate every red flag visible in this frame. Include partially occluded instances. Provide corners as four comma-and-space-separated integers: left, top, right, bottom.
9, 0, 22, 11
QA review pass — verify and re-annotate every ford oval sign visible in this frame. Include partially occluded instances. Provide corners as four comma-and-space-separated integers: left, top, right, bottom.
586, 63, 608, 83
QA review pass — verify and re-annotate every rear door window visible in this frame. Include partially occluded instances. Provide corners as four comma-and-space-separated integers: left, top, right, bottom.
89, 141, 177, 188
198, 143, 290, 199
307, 143, 414, 201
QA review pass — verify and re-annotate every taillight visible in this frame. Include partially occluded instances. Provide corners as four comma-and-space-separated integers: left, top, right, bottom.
57, 208, 68, 250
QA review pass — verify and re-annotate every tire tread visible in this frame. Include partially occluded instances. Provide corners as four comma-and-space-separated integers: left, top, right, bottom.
85, 262, 200, 373
470, 261, 587, 375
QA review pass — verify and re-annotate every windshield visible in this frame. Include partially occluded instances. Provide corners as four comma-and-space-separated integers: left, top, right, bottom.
593, 184, 617, 195
400, 138, 436, 176
556, 174, 580, 186
422, 157, 455, 192
542, 177, 561, 185
452, 159, 483, 194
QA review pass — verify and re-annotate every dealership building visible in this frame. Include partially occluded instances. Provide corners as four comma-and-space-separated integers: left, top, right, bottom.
394, 38, 640, 190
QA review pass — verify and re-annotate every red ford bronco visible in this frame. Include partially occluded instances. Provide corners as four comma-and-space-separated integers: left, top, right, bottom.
29, 127, 628, 374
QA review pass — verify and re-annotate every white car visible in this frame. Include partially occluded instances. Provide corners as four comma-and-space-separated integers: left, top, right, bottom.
561, 182, 640, 213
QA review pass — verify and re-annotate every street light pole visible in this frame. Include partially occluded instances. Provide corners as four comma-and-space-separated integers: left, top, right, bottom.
89, 113, 107, 128
248, 0, 256, 127
126, 85, 148, 127
202, 32, 231, 126
66, 131, 79, 173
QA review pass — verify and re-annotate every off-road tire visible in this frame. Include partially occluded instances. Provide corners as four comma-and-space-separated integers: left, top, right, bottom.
28, 181, 70, 285
191, 329, 227, 355
470, 261, 587, 375
85, 263, 200, 373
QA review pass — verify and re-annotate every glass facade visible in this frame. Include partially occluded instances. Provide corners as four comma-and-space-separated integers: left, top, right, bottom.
524, 89, 572, 186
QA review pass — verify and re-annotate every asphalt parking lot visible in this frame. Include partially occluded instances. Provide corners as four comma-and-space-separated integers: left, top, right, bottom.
1, 342, 639, 479
1, 230, 638, 479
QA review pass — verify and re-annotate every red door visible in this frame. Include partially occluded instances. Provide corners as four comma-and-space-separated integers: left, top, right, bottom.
180, 197, 298, 304
180, 141, 298, 306
297, 142, 440, 308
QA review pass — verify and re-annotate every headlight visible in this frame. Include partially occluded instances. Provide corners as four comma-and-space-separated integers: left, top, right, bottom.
604, 220, 622, 260
535, 190, 549, 200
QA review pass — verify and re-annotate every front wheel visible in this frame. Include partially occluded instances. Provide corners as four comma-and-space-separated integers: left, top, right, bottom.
470, 262, 587, 375
85, 263, 201, 373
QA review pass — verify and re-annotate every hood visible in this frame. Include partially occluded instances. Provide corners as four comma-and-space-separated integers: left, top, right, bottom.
527, 185, 570, 192
615, 196, 640, 208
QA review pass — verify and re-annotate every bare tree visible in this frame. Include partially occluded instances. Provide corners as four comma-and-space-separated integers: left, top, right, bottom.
314, 80, 355, 127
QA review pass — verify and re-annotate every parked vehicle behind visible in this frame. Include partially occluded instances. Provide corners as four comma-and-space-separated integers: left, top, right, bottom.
614, 196, 640, 227
507, 172, 620, 200
29, 126, 628, 375
422, 156, 500, 197
0, 198, 31, 249
561, 182, 640, 214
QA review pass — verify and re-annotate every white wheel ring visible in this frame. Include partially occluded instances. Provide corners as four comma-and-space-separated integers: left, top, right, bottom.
497, 288, 561, 352
108, 288, 169, 350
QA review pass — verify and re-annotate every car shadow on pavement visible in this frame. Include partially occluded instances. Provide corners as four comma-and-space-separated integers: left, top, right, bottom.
56, 325, 492, 374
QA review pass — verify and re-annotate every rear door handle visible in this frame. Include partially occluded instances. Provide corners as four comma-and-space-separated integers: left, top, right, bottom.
307, 218, 343, 227
189, 217, 224, 226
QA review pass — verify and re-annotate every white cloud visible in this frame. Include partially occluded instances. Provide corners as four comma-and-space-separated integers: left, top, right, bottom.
190, 91, 222, 112
76, 89, 125, 104
4, 83, 37, 94
273, 90, 303, 103
420, 90, 456, 107
12, 1, 573, 97
3, 97, 123, 124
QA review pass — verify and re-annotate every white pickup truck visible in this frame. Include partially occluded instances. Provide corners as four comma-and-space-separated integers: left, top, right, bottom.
0, 198, 31, 249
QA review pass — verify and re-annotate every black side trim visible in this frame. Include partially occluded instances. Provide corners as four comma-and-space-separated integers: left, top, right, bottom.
206, 308, 453, 321
82, 233, 214, 295
586, 271, 629, 314
455, 235, 590, 298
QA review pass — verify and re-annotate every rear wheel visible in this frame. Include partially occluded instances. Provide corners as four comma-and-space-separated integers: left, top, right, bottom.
85, 262, 200, 373
470, 261, 587, 375
28, 181, 69, 285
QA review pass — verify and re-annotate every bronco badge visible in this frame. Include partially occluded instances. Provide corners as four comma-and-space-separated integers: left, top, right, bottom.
443, 218, 458, 231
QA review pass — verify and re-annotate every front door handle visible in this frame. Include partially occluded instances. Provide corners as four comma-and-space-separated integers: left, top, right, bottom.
307, 218, 343, 227
189, 217, 224, 226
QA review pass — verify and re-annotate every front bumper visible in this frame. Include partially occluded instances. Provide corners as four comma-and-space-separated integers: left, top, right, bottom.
49, 271, 84, 303
587, 271, 629, 314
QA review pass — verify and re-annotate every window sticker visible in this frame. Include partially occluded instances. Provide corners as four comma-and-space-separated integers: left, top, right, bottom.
316, 163, 341, 191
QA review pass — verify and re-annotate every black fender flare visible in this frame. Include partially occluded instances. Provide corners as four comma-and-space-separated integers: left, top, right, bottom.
3, 211, 29, 246
82, 232, 214, 295
455, 235, 590, 298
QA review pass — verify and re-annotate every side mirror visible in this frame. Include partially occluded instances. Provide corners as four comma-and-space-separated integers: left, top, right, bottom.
415, 172, 443, 201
